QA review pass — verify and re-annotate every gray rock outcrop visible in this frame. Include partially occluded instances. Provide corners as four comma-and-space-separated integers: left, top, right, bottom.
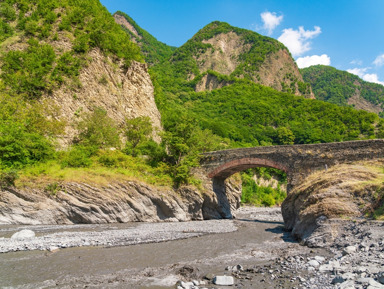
0, 175, 241, 225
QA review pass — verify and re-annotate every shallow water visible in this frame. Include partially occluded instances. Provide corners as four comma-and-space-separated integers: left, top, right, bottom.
0, 208, 296, 288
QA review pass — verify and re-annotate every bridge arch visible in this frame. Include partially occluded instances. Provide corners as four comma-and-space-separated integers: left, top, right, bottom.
207, 157, 289, 179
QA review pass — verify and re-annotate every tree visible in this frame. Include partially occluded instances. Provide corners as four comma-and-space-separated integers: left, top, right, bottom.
76, 107, 120, 149
124, 116, 153, 156
276, 127, 295, 145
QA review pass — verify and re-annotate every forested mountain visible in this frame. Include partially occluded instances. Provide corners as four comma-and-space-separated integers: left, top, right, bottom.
301, 65, 384, 117
139, 19, 384, 148
152, 21, 312, 96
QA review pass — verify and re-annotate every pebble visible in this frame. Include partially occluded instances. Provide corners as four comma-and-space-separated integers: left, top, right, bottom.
331, 276, 345, 284
343, 245, 357, 255
314, 256, 325, 263
307, 260, 320, 268
213, 275, 234, 286
377, 272, 384, 285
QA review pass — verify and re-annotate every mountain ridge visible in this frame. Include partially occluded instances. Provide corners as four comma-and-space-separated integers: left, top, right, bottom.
301, 65, 384, 116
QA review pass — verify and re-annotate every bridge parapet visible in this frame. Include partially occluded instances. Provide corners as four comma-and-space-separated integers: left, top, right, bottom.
200, 139, 384, 191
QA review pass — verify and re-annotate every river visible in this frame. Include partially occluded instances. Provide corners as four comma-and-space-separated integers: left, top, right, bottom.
0, 207, 316, 288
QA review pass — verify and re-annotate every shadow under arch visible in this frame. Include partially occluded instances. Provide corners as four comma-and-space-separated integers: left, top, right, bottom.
207, 158, 289, 220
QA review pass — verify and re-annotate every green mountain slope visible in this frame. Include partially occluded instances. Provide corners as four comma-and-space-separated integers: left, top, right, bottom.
301, 65, 384, 116
144, 22, 384, 148
154, 21, 312, 96
0, 0, 143, 99
113, 11, 176, 66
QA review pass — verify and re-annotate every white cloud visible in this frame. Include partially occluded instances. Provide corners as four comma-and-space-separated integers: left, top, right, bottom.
362, 73, 384, 85
348, 68, 384, 86
296, 54, 331, 68
347, 68, 368, 78
278, 26, 321, 57
373, 54, 384, 67
260, 11, 283, 35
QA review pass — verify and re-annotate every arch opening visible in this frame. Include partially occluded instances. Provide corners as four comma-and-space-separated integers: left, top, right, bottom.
207, 158, 289, 216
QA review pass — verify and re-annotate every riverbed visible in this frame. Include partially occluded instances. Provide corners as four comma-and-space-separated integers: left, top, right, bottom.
0, 207, 302, 288
1, 207, 382, 289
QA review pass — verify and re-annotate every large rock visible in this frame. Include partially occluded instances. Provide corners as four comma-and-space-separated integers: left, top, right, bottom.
0, 172, 241, 225
11, 229, 35, 240
282, 162, 384, 245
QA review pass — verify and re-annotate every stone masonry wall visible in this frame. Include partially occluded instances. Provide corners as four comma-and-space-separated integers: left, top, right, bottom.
200, 139, 384, 192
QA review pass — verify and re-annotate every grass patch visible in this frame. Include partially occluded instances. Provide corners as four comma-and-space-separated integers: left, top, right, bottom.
16, 154, 173, 189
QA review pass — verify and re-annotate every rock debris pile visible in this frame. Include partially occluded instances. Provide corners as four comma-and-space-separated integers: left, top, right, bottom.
173, 216, 384, 289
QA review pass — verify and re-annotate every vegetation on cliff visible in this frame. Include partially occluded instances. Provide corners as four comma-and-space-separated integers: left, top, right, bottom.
0, 0, 143, 99
301, 65, 384, 116
113, 11, 176, 66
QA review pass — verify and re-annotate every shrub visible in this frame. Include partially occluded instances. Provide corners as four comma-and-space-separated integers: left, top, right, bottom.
60, 146, 94, 168
76, 107, 121, 149
0, 19, 13, 41
96, 150, 131, 168
124, 116, 153, 155
0, 122, 55, 168
0, 169, 18, 189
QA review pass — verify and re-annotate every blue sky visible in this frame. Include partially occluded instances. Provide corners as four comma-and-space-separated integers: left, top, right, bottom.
100, 0, 384, 85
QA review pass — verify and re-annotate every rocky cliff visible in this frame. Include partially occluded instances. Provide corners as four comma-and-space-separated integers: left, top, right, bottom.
50, 49, 162, 146
282, 160, 384, 246
113, 11, 176, 66
0, 1, 163, 147
0, 174, 242, 225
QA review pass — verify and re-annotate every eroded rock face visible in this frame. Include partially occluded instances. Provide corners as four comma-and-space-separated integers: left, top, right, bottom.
193, 32, 312, 97
114, 14, 141, 41
198, 32, 251, 76
282, 161, 384, 244
0, 176, 242, 225
256, 49, 314, 98
49, 49, 162, 146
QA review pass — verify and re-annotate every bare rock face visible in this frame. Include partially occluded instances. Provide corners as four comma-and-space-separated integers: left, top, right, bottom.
192, 32, 312, 97
0, 176, 242, 225
114, 14, 142, 42
195, 73, 232, 92
347, 83, 383, 114
256, 49, 314, 98
49, 49, 162, 146
198, 32, 251, 76
282, 161, 384, 245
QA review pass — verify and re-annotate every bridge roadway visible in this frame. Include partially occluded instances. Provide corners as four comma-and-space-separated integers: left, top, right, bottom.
200, 139, 384, 191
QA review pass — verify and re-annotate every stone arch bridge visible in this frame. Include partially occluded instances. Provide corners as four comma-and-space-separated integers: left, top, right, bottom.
200, 139, 384, 195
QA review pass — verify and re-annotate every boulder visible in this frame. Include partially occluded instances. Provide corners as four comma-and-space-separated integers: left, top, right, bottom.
11, 229, 35, 239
